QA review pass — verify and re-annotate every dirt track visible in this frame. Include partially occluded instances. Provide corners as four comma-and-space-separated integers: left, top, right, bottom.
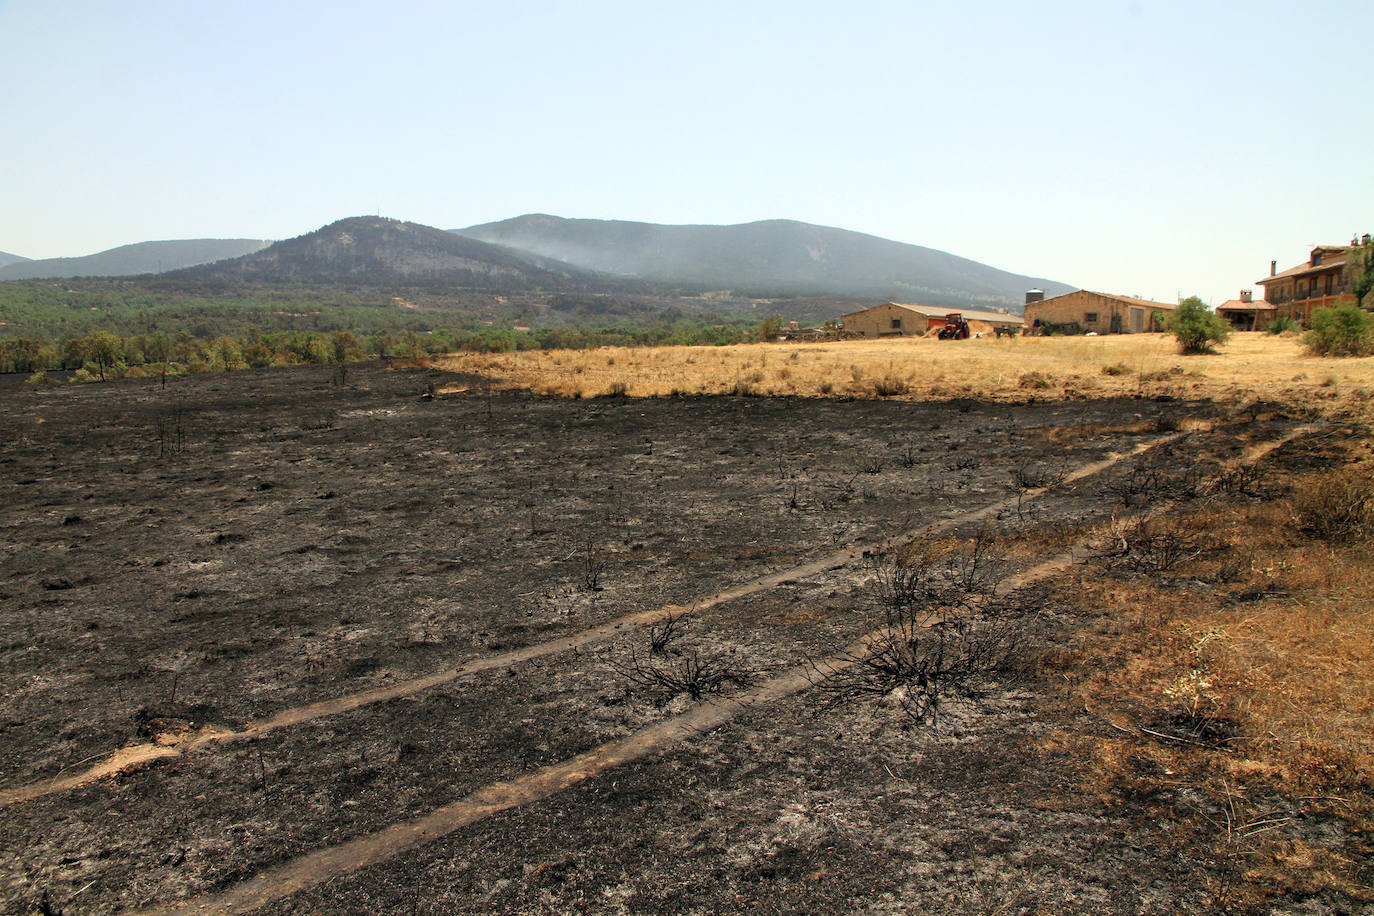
0, 363, 1328, 913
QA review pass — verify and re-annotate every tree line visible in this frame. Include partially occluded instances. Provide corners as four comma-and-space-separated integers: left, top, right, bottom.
3, 318, 778, 381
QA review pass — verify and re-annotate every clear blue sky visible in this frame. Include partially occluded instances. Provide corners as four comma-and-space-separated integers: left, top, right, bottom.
3, 0, 1371, 305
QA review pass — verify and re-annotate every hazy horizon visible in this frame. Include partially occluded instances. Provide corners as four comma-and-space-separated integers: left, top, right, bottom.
3, 0, 1371, 306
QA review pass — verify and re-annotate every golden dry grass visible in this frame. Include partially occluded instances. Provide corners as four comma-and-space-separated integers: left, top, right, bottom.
1043, 464, 1374, 904
425, 333, 1374, 414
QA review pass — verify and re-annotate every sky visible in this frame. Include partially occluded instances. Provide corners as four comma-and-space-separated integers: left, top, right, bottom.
2, 0, 1371, 306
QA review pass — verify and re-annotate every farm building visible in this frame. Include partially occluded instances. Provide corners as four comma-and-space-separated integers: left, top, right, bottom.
1024, 290, 1175, 334
1256, 239, 1369, 325
1215, 290, 1277, 331
841, 302, 1023, 338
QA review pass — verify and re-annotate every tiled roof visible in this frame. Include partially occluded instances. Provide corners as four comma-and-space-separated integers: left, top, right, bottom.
1257, 249, 1350, 285
1216, 299, 1276, 312
1035, 290, 1177, 310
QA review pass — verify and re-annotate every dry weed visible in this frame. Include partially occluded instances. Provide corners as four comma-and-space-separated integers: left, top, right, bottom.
1043, 470, 1374, 904
421, 335, 1374, 416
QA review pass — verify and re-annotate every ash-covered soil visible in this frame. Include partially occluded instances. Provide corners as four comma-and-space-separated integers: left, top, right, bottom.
0, 363, 1321, 914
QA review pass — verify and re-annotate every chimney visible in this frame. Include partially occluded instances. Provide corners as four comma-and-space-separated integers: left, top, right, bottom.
1241, 289, 1252, 303
1270, 260, 1277, 276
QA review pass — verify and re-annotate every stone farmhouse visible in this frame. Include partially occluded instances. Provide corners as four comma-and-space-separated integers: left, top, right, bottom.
1023, 290, 1176, 334
841, 302, 1022, 338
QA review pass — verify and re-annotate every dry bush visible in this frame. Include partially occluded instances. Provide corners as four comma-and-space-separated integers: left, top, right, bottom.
1099, 515, 1207, 574
870, 372, 910, 397
1290, 467, 1374, 542
610, 647, 754, 701
608, 617, 754, 702
813, 528, 1030, 725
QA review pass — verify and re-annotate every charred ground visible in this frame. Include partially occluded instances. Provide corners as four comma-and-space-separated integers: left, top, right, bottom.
0, 363, 1366, 914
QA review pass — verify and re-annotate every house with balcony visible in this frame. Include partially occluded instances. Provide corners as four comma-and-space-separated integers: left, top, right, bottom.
1256, 238, 1370, 325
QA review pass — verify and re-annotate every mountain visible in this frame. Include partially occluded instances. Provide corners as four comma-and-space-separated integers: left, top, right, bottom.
0, 251, 29, 269
455, 215, 1074, 311
0, 239, 271, 281
171, 216, 604, 289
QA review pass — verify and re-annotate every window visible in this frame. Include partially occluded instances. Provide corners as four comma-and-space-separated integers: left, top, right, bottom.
891, 318, 903, 329
1084, 312, 1098, 323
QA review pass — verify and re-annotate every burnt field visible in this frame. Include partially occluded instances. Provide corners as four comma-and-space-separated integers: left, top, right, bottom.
0, 362, 1364, 914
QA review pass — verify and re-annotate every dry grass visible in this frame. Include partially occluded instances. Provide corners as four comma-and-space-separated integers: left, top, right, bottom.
1042, 462, 1374, 905
424, 333, 1374, 414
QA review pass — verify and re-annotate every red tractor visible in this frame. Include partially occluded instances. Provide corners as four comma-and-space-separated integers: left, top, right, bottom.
937, 313, 971, 340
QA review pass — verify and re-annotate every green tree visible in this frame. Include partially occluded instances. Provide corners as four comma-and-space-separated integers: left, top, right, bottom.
0, 337, 45, 373
85, 331, 124, 381
1304, 303, 1374, 357
60, 337, 87, 370
1167, 297, 1230, 354
330, 330, 359, 363
757, 314, 784, 342
1351, 237, 1374, 309
211, 335, 243, 372
367, 330, 393, 358
145, 331, 173, 388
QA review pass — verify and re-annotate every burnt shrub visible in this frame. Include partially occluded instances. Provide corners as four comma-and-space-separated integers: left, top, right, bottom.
1100, 516, 1206, 574
609, 645, 752, 702
812, 527, 1030, 725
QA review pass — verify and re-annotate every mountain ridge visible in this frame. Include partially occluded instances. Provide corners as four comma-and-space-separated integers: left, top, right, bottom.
0, 251, 29, 269
0, 239, 270, 281
455, 214, 1074, 310
166, 216, 609, 290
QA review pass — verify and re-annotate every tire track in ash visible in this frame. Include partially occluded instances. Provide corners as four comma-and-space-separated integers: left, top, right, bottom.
131, 537, 1107, 916
136, 420, 1323, 916
2, 427, 1203, 807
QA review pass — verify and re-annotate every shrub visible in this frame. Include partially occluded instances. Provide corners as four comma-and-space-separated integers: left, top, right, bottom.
1291, 468, 1374, 542
812, 528, 1028, 725
871, 373, 909, 396
1303, 304, 1374, 357
1168, 297, 1230, 354
1268, 316, 1300, 335
610, 647, 753, 701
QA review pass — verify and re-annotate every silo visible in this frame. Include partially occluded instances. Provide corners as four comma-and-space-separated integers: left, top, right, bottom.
1025, 289, 1045, 306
